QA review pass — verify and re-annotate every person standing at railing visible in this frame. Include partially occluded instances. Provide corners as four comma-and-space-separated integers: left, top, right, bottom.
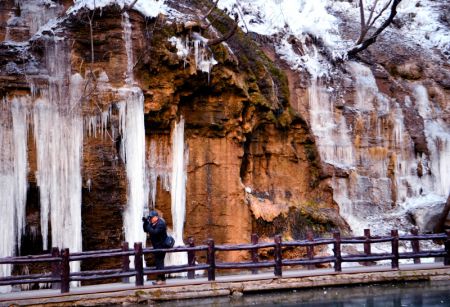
142, 210, 167, 285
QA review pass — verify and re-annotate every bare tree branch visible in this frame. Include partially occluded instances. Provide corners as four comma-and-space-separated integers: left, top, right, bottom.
368, 0, 392, 29
201, 0, 219, 23
357, 0, 366, 44
365, 0, 379, 26
122, 0, 139, 13
87, 12, 95, 71
234, 0, 249, 34
207, 14, 238, 46
348, 0, 402, 58
357, 0, 392, 44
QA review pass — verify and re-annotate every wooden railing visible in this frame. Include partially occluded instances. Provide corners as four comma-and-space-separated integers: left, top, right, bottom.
1, 229, 449, 294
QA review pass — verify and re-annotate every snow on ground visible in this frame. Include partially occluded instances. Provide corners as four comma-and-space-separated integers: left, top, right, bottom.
219, 0, 449, 71
331, 0, 450, 59
218, 0, 341, 47
68, 0, 168, 17
396, 0, 450, 57
218, 0, 348, 76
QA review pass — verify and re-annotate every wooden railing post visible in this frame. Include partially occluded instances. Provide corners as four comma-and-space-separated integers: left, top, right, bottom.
333, 232, 342, 272
207, 239, 215, 281
364, 229, 371, 255
251, 233, 259, 275
134, 242, 144, 286
274, 235, 282, 277
306, 230, 315, 270
445, 230, 450, 266
60, 248, 70, 294
187, 237, 195, 279
410, 228, 421, 264
391, 229, 399, 269
121, 242, 130, 283
51, 247, 61, 290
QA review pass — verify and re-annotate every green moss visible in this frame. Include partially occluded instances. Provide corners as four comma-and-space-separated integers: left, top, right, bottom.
303, 200, 320, 209
277, 110, 292, 128
304, 144, 317, 162
210, 44, 228, 63
289, 207, 338, 239
207, 7, 290, 114
250, 92, 270, 108
303, 143, 321, 188
266, 61, 290, 106
265, 111, 277, 123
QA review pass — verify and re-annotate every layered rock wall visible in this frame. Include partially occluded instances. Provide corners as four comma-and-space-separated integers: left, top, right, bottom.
1, 1, 449, 277
0, 1, 342, 269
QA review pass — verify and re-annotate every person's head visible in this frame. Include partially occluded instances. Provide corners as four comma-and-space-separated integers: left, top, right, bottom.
148, 210, 159, 224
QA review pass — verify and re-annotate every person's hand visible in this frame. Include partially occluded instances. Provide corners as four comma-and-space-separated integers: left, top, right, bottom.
142, 217, 147, 222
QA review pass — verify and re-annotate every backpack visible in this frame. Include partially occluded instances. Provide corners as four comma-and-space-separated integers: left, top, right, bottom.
164, 235, 175, 248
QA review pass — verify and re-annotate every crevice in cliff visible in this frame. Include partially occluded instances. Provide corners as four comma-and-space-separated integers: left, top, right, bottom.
239, 132, 252, 182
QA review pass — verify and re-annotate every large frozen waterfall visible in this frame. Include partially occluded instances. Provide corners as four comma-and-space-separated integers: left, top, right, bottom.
120, 12, 148, 247
145, 118, 189, 270
32, 39, 84, 257
0, 97, 29, 293
118, 88, 148, 247
166, 118, 189, 270
308, 60, 450, 234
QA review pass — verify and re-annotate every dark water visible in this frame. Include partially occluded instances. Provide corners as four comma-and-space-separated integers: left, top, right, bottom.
153, 281, 450, 307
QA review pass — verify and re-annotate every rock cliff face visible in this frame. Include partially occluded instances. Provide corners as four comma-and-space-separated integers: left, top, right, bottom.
0, 0, 449, 277
0, 0, 344, 267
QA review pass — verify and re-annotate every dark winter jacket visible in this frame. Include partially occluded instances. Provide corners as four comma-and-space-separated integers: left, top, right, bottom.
143, 217, 168, 249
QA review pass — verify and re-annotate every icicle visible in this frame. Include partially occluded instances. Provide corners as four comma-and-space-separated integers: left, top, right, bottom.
118, 88, 147, 248
11, 97, 29, 252
86, 178, 92, 192
414, 85, 450, 197
308, 77, 354, 167
120, 11, 149, 248
83, 107, 112, 139
147, 136, 172, 208
0, 97, 28, 294
32, 38, 83, 286
122, 12, 134, 85
165, 117, 188, 273
168, 34, 218, 77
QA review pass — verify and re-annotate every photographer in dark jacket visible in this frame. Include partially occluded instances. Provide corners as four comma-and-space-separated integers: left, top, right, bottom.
142, 210, 168, 285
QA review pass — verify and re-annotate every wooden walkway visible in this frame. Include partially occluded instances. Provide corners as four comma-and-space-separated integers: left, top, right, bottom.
1, 229, 449, 305
1, 262, 449, 306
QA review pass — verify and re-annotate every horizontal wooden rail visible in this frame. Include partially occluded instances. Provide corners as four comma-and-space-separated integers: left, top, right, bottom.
0, 228, 448, 294
70, 268, 123, 277
72, 272, 135, 282
143, 245, 208, 254
215, 261, 276, 270
0, 277, 60, 286
70, 248, 123, 257
0, 257, 61, 264
70, 250, 134, 261
399, 250, 446, 259
6, 253, 53, 260
341, 237, 393, 244
282, 238, 335, 247
341, 254, 394, 262
0, 273, 53, 282
399, 234, 447, 241
283, 256, 336, 266
215, 243, 276, 251
144, 264, 210, 275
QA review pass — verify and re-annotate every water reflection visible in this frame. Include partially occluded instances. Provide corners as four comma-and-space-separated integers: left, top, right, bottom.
154, 281, 450, 307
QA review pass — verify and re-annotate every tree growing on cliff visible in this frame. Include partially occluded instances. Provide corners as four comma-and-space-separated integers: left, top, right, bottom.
347, 0, 402, 58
